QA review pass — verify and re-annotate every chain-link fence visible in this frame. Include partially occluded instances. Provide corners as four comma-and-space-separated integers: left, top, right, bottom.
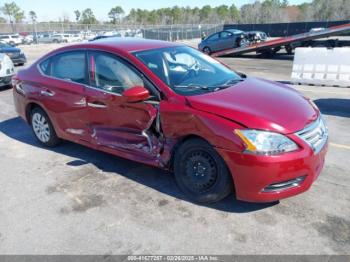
0, 22, 222, 41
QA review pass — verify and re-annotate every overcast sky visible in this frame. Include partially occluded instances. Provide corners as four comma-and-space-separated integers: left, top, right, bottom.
8, 0, 312, 22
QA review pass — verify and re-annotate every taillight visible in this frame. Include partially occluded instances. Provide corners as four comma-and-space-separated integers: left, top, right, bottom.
12, 75, 25, 95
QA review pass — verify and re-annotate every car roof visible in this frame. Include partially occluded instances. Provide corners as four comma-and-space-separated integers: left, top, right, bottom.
60, 37, 183, 53
226, 29, 244, 34
247, 31, 265, 34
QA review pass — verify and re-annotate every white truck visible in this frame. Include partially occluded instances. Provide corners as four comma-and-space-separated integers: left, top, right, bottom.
0, 34, 22, 46
0, 53, 15, 88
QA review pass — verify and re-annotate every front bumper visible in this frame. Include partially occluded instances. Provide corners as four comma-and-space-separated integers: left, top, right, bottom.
217, 139, 328, 203
11, 56, 27, 65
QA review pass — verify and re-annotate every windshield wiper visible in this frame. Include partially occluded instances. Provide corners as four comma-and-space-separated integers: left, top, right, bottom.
222, 78, 244, 86
173, 84, 210, 91
213, 78, 244, 91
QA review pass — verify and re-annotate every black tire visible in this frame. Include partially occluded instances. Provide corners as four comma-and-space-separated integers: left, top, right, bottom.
30, 107, 60, 147
174, 138, 233, 203
53, 39, 58, 43
285, 45, 293, 55
203, 47, 211, 55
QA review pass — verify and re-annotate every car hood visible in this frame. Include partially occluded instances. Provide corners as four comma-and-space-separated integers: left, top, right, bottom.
0, 47, 20, 53
186, 77, 318, 134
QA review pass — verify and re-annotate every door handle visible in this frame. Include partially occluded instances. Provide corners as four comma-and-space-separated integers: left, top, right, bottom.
87, 102, 107, 108
40, 90, 55, 97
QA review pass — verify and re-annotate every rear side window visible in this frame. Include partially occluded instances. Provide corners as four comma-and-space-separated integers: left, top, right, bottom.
51, 51, 87, 84
39, 59, 50, 75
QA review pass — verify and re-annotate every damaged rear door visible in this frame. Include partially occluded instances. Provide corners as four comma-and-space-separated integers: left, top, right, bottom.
85, 51, 161, 159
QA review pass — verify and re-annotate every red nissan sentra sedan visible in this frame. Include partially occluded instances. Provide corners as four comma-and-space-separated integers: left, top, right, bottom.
12, 38, 328, 203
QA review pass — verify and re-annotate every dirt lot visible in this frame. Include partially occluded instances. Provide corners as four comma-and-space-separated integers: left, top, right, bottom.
0, 42, 349, 255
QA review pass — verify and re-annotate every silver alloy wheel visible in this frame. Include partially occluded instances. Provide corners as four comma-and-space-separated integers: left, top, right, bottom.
32, 112, 50, 143
203, 47, 211, 54
239, 38, 250, 47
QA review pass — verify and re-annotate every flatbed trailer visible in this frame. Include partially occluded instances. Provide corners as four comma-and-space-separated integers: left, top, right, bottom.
211, 23, 350, 57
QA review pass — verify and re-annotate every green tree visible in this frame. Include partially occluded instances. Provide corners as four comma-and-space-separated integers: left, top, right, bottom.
229, 4, 240, 22
80, 8, 97, 24
147, 10, 158, 24
200, 5, 212, 22
74, 10, 80, 22
29, 11, 37, 22
171, 6, 181, 24
108, 6, 124, 24
0, 2, 25, 23
216, 5, 229, 21
0, 16, 6, 23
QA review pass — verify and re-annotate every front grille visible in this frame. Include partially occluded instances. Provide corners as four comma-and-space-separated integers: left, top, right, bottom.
296, 116, 328, 154
263, 176, 306, 192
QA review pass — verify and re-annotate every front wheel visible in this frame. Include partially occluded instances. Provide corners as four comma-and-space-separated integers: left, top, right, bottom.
203, 47, 211, 55
174, 138, 233, 203
31, 107, 60, 147
238, 38, 250, 48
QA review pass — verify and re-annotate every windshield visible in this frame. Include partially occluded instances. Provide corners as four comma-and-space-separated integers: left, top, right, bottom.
134, 46, 243, 96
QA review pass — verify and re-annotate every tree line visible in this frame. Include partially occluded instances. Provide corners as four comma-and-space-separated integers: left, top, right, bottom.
1, 0, 349, 25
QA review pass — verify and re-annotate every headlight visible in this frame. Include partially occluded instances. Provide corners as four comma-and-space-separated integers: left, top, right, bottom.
235, 129, 299, 155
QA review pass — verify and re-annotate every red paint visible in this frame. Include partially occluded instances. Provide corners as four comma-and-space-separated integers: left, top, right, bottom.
12, 38, 328, 203
123, 86, 150, 103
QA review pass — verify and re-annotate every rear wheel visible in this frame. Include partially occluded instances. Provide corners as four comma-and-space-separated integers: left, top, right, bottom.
30, 107, 60, 147
174, 138, 233, 203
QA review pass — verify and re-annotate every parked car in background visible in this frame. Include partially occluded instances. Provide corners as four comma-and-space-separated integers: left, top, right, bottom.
198, 29, 250, 54
246, 31, 268, 43
0, 53, 15, 88
89, 33, 121, 41
12, 38, 328, 204
81, 31, 97, 41
0, 41, 27, 66
22, 34, 34, 45
125, 29, 143, 38
0, 34, 22, 46
37, 33, 67, 44
71, 34, 83, 42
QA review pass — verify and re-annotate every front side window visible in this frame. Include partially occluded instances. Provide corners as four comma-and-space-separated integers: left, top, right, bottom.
135, 46, 243, 96
50, 51, 86, 84
220, 31, 233, 38
88, 51, 144, 94
207, 33, 219, 41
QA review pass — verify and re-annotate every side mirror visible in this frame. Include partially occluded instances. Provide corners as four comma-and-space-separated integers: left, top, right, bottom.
122, 86, 150, 103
